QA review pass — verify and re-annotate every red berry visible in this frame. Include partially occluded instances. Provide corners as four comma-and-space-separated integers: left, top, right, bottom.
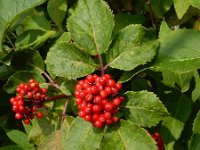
112, 97, 121, 106
92, 105, 101, 113
37, 112, 43, 119
104, 112, 112, 119
94, 121, 103, 128
115, 83, 122, 90
79, 110, 86, 118
104, 103, 113, 111
84, 115, 92, 121
24, 119, 30, 124
15, 113, 23, 120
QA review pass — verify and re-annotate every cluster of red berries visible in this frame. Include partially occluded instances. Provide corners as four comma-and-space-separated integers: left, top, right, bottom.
10, 79, 47, 124
75, 74, 125, 128
150, 132, 165, 150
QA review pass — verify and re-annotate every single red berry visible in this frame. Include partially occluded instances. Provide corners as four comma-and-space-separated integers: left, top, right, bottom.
37, 112, 43, 119
92, 105, 101, 113
78, 110, 86, 118
94, 96, 102, 104
104, 103, 114, 111
112, 116, 119, 123
94, 121, 103, 128
106, 119, 113, 125
24, 119, 30, 124
15, 113, 23, 120
86, 74, 95, 83
115, 83, 122, 90
92, 114, 99, 122
29, 78, 35, 84
104, 112, 112, 119
84, 115, 92, 121
27, 92, 33, 98
112, 97, 121, 106
85, 106, 92, 114
107, 79, 116, 87
99, 90, 107, 98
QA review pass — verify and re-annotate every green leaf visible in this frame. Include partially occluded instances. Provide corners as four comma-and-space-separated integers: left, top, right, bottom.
174, 0, 200, 19
16, 9, 51, 34
38, 130, 62, 150
173, 0, 190, 19
62, 117, 104, 150
0, 0, 47, 52
190, 134, 200, 150
0, 64, 12, 80
3, 71, 45, 94
107, 25, 159, 71
160, 94, 192, 150
60, 80, 76, 95
15, 30, 55, 50
113, 13, 146, 34
152, 29, 200, 73
0, 145, 23, 150
162, 70, 194, 92
125, 91, 168, 127
47, 0, 67, 29
6, 130, 34, 150
28, 118, 55, 145
54, 32, 71, 44
193, 111, 200, 134
100, 120, 157, 150
151, 0, 173, 18
67, 0, 114, 55
192, 71, 200, 102
11, 50, 44, 72
45, 43, 96, 79
159, 21, 172, 39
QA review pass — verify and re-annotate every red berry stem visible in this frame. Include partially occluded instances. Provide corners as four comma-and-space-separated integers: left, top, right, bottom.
45, 94, 70, 101
42, 71, 61, 90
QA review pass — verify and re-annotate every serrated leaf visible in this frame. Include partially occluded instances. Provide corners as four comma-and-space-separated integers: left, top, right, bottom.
6, 130, 34, 150
160, 94, 192, 150
3, 71, 45, 94
11, 50, 44, 72
100, 120, 157, 150
159, 21, 172, 39
67, 0, 114, 55
62, 117, 104, 150
125, 91, 168, 127
45, 43, 96, 79
47, 0, 67, 29
0, 0, 47, 52
107, 25, 158, 71
192, 71, 200, 102
151, 0, 173, 18
28, 118, 55, 145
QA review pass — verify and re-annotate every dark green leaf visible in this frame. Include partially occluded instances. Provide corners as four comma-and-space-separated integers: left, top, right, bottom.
107, 25, 158, 71
62, 117, 104, 150
60, 80, 76, 95
125, 91, 168, 127
11, 50, 44, 72
3, 71, 45, 94
113, 13, 146, 34
67, 0, 114, 55
0, 0, 47, 52
151, 0, 173, 18
47, 0, 67, 28
190, 134, 200, 150
100, 120, 157, 150
160, 94, 192, 150
6, 130, 34, 150
193, 111, 200, 134
45, 43, 96, 79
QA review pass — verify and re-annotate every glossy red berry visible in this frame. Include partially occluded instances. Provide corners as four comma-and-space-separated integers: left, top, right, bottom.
37, 112, 43, 119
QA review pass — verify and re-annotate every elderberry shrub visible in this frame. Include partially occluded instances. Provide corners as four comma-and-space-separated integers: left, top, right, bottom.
75, 74, 125, 128
10, 79, 47, 124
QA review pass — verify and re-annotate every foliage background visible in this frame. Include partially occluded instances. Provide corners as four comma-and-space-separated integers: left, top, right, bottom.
1, 0, 200, 150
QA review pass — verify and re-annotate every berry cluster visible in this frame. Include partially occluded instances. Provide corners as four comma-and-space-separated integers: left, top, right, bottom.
150, 132, 165, 150
10, 79, 47, 124
75, 74, 125, 128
